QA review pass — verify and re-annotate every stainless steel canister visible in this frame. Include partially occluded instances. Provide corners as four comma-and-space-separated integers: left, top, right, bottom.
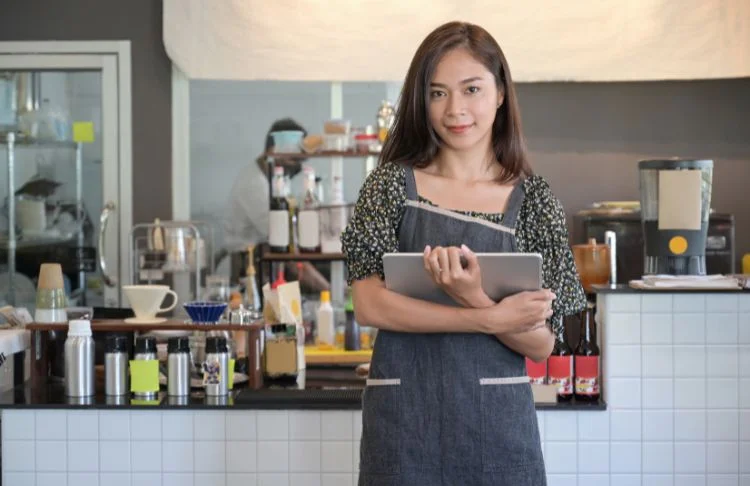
104, 334, 129, 396
203, 336, 229, 396
64, 319, 95, 397
133, 336, 158, 400
167, 336, 190, 396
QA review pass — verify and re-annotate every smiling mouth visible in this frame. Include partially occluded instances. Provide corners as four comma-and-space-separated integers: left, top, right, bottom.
446, 124, 474, 134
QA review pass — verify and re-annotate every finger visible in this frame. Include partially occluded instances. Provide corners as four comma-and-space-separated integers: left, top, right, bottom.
428, 250, 443, 283
460, 244, 478, 272
423, 246, 432, 273
448, 247, 463, 278
437, 249, 451, 283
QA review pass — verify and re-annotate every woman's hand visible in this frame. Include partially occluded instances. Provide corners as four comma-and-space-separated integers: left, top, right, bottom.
423, 244, 492, 308
483, 289, 556, 335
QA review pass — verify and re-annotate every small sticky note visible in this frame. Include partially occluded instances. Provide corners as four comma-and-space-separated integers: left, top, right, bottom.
228, 359, 236, 389
129, 360, 159, 393
130, 398, 160, 406
72, 121, 95, 143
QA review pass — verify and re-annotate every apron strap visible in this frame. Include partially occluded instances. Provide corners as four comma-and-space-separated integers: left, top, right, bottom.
501, 178, 526, 229
403, 164, 419, 201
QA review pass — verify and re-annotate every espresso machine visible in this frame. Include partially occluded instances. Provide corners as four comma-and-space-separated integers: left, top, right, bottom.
638, 158, 713, 276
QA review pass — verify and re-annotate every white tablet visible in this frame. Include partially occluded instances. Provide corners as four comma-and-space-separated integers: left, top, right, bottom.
382, 252, 543, 306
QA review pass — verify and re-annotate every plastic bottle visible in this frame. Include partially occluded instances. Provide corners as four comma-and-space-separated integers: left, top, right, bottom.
316, 290, 335, 345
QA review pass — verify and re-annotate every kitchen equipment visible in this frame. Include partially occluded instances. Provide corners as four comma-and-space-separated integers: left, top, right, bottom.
34, 262, 68, 323
133, 336, 158, 399
572, 238, 611, 294
639, 158, 713, 276
104, 334, 129, 396
167, 336, 190, 396
184, 301, 227, 324
377, 100, 396, 143
122, 284, 177, 323
203, 336, 230, 396
64, 319, 94, 397
604, 231, 617, 285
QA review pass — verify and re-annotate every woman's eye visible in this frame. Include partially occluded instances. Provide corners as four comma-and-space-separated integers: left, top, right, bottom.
430, 90, 445, 98
466, 86, 480, 94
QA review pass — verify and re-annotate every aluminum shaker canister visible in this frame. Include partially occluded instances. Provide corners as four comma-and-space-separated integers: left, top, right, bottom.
105, 334, 129, 396
64, 319, 95, 397
133, 336, 158, 399
203, 336, 229, 396
167, 336, 190, 396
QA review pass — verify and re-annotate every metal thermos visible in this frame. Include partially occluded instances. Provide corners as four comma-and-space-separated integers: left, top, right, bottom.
105, 335, 129, 396
64, 319, 95, 397
133, 336, 158, 399
604, 231, 617, 285
167, 336, 190, 396
204, 336, 229, 396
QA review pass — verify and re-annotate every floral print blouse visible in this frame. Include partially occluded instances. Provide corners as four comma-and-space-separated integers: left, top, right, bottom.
340, 162, 587, 334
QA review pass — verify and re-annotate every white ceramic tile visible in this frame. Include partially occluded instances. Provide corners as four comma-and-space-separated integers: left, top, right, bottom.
3, 472, 35, 486
707, 313, 739, 345
643, 378, 674, 408
162, 441, 193, 472
36, 472, 67, 486
66, 473, 98, 486
131, 472, 162, 486
258, 473, 290, 486
675, 442, 707, 473
257, 411, 289, 441
194, 440, 226, 473
707, 410, 739, 441
610, 442, 641, 473
707, 295, 739, 313
741, 442, 750, 474
607, 345, 641, 377
643, 346, 674, 377
607, 294, 641, 313
675, 410, 707, 441
643, 442, 674, 474
675, 378, 707, 409
228, 474, 258, 486
642, 313, 673, 344
742, 474, 750, 486
353, 439, 360, 472
194, 411, 226, 440
707, 346, 739, 377
322, 412, 354, 441
257, 441, 290, 472
163, 473, 196, 486
162, 411, 193, 440
643, 295, 673, 313
353, 411, 362, 441
674, 475, 708, 486
741, 296, 750, 313
67, 410, 99, 440
536, 411, 545, 439
642, 475, 674, 486
288, 411, 321, 440
322, 441, 354, 473
607, 378, 641, 408
577, 475, 609, 486
35, 410, 67, 440
708, 379, 740, 409
99, 410, 130, 440
607, 313, 641, 345
100, 441, 130, 472
611, 475, 641, 486
611, 410, 642, 440
289, 441, 321, 472
227, 441, 257, 473
707, 442, 739, 474
2, 440, 35, 471
36, 440, 66, 471
740, 346, 750, 377
546, 412, 577, 441
194, 474, 223, 486
674, 314, 706, 344
130, 411, 162, 440
708, 475, 741, 486
99, 473, 130, 486
547, 474, 577, 486
643, 410, 674, 441
321, 473, 353, 486
577, 442, 609, 473
742, 411, 750, 441
291, 473, 321, 486
741, 379, 750, 408
131, 440, 162, 472
2, 410, 34, 440
577, 410, 609, 441
67, 440, 99, 472
674, 346, 706, 377
675, 294, 706, 313
227, 411, 257, 441
740, 314, 750, 344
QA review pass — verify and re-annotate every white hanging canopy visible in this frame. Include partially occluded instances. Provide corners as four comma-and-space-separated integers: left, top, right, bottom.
163, 0, 750, 82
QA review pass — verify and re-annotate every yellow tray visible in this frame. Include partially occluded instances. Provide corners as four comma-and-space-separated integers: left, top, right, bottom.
304, 345, 372, 365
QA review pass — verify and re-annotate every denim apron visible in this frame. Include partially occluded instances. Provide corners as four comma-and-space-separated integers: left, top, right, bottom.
358, 166, 546, 486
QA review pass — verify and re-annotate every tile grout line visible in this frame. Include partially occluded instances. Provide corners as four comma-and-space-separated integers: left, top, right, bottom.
673, 296, 677, 486
704, 305, 708, 484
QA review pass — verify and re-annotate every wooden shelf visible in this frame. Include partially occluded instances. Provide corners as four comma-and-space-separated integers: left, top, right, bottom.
264, 151, 379, 159
262, 252, 345, 262
27, 319, 264, 332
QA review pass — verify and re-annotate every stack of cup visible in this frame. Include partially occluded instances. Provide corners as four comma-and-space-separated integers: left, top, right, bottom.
34, 263, 68, 323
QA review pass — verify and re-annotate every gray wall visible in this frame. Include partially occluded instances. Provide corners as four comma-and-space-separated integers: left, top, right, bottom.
0, 0, 173, 224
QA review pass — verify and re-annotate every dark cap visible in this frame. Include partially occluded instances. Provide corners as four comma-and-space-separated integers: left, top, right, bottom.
167, 336, 190, 353
205, 336, 228, 354
135, 336, 156, 354
105, 334, 128, 353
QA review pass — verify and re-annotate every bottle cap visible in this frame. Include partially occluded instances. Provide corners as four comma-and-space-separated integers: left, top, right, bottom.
320, 290, 331, 303
105, 334, 128, 353
168, 336, 190, 353
205, 336, 228, 354
135, 336, 156, 354
67, 319, 92, 337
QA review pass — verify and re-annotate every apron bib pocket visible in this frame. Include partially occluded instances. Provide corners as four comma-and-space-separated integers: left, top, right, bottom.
360, 379, 402, 474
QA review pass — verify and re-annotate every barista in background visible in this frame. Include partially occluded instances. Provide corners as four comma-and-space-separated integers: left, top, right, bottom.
223, 118, 329, 292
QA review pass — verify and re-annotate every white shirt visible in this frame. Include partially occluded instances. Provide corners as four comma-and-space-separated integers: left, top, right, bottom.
223, 161, 270, 252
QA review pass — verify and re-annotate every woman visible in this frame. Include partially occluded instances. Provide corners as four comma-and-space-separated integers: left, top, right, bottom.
341, 21, 586, 485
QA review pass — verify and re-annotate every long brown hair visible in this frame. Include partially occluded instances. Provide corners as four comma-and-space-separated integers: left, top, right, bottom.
380, 21, 532, 183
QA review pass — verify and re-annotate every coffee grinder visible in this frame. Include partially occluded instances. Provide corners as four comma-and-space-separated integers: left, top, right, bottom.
638, 158, 713, 276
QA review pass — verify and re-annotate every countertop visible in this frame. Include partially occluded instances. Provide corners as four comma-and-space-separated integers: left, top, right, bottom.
593, 284, 750, 294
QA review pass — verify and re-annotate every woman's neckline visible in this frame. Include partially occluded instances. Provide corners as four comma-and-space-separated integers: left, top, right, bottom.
416, 193, 504, 218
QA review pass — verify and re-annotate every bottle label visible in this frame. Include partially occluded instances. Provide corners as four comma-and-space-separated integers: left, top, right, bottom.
298, 210, 320, 249
202, 359, 222, 385
575, 356, 600, 395
525, 357, 547, 385
548, 356, 573, 395
268, 210, 290, 248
